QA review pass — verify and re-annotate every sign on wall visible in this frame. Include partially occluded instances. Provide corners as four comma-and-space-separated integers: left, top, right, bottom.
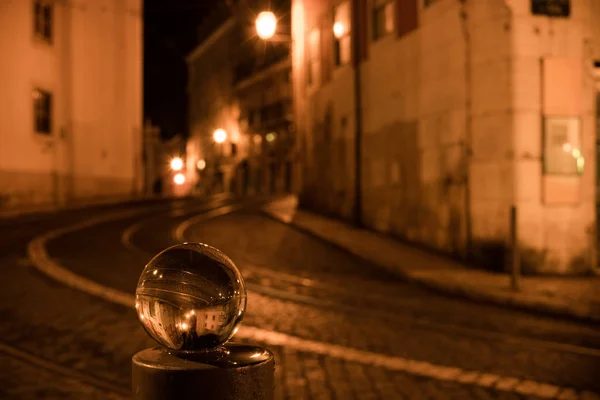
543, 116, 583, 175
531, 0, 570, 17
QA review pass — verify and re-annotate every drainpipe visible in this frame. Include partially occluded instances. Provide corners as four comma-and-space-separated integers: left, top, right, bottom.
459, 0, 473, 258
352, 1, 363, 227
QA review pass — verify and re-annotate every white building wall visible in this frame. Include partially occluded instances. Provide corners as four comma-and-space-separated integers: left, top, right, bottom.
294, 0, 600, 274
363, 1, 467, 252
0, 0, 143, 210
507, 0, 597, 273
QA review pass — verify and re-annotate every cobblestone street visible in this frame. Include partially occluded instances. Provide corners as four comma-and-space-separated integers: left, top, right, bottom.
0, 197, 598, 399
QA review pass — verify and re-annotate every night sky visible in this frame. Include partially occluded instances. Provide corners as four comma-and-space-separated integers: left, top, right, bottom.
144, 0, 228, 140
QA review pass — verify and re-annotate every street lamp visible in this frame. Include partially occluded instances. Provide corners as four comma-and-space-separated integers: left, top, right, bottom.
170, 157, 184, 171
255, 11, 277, 40
333, 22, 345, 39
213, 129, 227, 144
173, 173, 186, 185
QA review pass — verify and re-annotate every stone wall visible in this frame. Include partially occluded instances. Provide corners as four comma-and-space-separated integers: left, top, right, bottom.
293, 0, 598, 274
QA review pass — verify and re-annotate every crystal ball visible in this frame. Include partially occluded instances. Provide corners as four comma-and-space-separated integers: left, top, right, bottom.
135, 243, 247, 352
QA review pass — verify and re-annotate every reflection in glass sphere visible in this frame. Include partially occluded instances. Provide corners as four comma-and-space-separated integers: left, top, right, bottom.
135, 243, 247, 352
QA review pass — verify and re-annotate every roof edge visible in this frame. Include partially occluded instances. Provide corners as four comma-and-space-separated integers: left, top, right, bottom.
186, 17, 237, 64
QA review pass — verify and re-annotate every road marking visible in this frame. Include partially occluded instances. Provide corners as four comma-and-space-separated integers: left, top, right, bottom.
26, 205, 599, 400
28, 210, 147, 307
0, 339, 130, 397
121, 221, 143, 252
173, 204, 244, 243
120, 195, 235, 253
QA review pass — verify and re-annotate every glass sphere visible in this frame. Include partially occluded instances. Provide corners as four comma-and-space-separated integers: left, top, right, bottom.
135, 243, 247, 352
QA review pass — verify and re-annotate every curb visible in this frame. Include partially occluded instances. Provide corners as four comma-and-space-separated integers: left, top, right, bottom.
262, 206, 600, 325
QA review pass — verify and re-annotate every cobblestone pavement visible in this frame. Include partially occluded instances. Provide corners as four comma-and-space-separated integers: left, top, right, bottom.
0, 198, 598, 398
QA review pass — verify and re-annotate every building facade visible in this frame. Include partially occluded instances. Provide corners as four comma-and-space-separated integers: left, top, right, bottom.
186, 0, 296, 196
186, 18, 245, 195
0, 0, 143, 211
292, 0, 600, 275
236, 57, 296, 194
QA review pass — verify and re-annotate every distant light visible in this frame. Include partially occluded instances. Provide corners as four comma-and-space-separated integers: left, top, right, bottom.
180, 322, 189, 330
562, 143, 572, 153
571, 148, 581, 158
197, 159, 206, 170
256, 11, 277, 40
266, 132, 277, 142
213, 128, 227, 144
333, 22, 345, 39
577, 156, 585, 173
174, 173, 186, 185
170, 157, 184, 171
253, 134, 262, 145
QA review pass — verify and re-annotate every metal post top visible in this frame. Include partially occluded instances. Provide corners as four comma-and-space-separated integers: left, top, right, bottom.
132, 344, 275, 400
133, 344, 274, 371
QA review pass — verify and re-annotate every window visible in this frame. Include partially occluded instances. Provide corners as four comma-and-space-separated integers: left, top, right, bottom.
333, 2, 352, 66
307, 28, 321, 86
33, 88, 52, 135
543, 116, 583, 175
34, 0, 53, 42
373, 1, 394, 40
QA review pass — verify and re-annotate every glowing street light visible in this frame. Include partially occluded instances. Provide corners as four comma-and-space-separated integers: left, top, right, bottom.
170, 157, 183, 171
174, 173, 186, 185
266, 132, 277, 142
213, 128, 227, 144
333, 22, 345, 39
256, 11, 277, 40
197, 159, 206, 170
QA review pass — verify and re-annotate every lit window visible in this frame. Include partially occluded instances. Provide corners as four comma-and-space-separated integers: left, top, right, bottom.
333, 2, 351, 66
34, 0, 53, 43
373, 1, 394, 40
33, 88, 52, 135
307, 28, 321, 86
543, 117, 583, 175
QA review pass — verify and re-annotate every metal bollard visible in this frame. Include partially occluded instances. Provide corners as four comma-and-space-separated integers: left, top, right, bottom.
131, 243, 274, 400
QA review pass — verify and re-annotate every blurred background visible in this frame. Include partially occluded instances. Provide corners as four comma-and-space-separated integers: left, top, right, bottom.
0, 0, 599, 399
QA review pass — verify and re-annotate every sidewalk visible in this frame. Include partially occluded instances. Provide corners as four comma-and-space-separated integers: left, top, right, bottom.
263, 196, 600, 324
